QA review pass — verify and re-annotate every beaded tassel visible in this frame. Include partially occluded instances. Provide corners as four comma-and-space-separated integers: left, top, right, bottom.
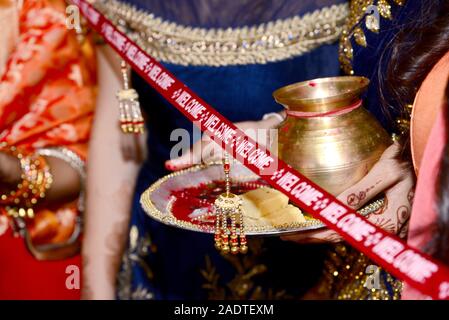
220, 206, 230, 254
116, 61, 145, 134
213, 153, 247, 255
237, 203, 248, 254
214, 208, 222, 250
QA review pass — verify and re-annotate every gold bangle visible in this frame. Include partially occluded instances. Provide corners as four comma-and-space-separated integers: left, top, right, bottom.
0, 143, 53, 219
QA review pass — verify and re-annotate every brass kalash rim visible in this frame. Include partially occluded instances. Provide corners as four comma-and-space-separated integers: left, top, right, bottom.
273, 76, 369, 113
140, 163, 384, 236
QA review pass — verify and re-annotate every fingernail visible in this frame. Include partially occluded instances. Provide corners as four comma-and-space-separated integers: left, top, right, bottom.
165, 161, 176, 171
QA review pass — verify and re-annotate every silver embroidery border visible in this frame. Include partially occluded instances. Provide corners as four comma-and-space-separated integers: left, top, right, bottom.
94, 0, 349, 66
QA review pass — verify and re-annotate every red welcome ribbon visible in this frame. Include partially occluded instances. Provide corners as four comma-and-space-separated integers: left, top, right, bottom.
73, 0, 449, 300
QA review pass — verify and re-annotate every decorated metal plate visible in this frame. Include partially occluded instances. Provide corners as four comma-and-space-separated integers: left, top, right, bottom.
140, 163, 384, 236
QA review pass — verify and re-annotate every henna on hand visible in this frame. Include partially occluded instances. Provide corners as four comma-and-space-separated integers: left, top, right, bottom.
407, 187, 415, 205
283, 144, 415, 245
345, 180, 382, 208
396, 205, 411, 239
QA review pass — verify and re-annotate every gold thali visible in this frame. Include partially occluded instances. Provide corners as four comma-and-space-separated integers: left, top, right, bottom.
140, 163, 384, 236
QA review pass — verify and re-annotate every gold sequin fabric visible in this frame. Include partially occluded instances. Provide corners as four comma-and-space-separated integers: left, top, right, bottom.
318, 244, 402, 300
117, 226, 157, 300
339, 0, 406, 75
93, 0, 348, 66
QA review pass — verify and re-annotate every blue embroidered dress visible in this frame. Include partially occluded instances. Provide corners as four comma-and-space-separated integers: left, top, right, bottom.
96, 0, 440, 300
97, 0, 348, 300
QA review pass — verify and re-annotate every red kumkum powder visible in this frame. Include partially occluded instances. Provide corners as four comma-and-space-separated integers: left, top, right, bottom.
170, 180, 267, 225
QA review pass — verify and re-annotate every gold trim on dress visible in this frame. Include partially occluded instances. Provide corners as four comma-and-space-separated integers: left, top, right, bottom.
93, 0, 349, 66
339, 0, 406, 75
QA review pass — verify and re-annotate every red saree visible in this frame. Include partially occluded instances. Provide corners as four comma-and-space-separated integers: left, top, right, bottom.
0, 0, 96, 299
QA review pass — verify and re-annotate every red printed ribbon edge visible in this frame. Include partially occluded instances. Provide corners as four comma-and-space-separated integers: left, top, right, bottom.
73, 0, 449, 300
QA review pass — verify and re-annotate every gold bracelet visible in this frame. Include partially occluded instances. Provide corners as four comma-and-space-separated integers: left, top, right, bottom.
0, 144, 53, 219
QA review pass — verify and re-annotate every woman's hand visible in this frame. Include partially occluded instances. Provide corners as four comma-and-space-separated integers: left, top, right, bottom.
282, 142, 415, 244
165, 113, 283, 171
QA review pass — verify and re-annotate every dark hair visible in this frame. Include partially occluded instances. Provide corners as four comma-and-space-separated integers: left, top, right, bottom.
386, 1, 449, 113
386, 0, 449, 262
435, 79, 449, 262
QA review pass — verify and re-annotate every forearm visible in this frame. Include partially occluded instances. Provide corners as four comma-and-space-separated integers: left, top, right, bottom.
82, 162, 138, 299
82, 46, 142, 299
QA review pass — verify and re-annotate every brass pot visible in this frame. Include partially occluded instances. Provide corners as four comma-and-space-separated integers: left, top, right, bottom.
273, 76, 391, 195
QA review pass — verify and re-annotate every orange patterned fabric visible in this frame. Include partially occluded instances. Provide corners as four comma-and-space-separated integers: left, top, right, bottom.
0, 0, 96, 150
0, 0, 96, 299
0, 0, 96, 251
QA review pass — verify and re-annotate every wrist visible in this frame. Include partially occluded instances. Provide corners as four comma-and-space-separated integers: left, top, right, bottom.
0, 152, 21, 185
261, 111, 285, 128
